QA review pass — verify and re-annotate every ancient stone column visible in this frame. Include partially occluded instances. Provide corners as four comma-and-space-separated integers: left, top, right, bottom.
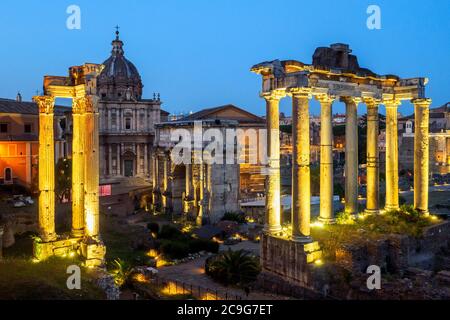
385, 99, 401, 211
413, 98, 431, 215
162, 154, 168, 210
365, 99, 380, 214
184, 163, 191, 214
263, 91, 283, 235
84, 96, 100, 237
317, 95, 335, 223
291, 89, 311, 242
194, 150, 204, 226
71, 97, 86, 237
34, 96, 57, 242
342, 97, 360, 215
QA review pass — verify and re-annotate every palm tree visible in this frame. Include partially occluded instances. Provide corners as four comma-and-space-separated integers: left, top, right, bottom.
110, 258, 133, 288
206, 249, 260, 286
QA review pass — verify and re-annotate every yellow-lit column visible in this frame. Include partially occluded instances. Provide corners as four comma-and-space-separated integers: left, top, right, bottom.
184, 163, 191, 214
194, 150, 204, 226
34, 96, 57, 242
84, 96, 100, 237
365, 99, 380, 214
385, 99, 401, 211
71, 97, 86, 237
263, 91, 283, 235
342, 97, 360, 215
162, 153, 168, 211
317, 95, 335, 223
413, 98, 431, 215
291, 89, 312, 242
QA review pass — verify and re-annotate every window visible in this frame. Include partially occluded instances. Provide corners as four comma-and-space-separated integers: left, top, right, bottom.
24, 123, 32, 133
125, 118, 131, 130
0, 123, 8, 133
4, 168, 12, 184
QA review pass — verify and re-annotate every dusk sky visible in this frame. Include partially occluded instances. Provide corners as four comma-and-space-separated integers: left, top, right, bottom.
0, 0, 448, 116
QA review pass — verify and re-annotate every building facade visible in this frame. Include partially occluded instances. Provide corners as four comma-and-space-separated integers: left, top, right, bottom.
0, 96, 67, 189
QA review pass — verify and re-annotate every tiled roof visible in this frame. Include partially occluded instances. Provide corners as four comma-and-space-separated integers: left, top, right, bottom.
0, 98, 71, 116
179, 104, 265, 124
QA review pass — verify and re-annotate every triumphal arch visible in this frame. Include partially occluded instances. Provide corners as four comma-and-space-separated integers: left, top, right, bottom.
252, 43, 431, 284
33, 67, 105, 267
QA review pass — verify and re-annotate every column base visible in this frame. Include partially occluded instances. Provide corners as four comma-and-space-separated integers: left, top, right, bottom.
364, 208, 380, 215
263, 224, 282, 236
291, 235, 313, 244
80, 238, 106, 268
384, 205, 399, 212
318, 216, 336, 224
71, 228, 85, 238
416, 208, 429, 216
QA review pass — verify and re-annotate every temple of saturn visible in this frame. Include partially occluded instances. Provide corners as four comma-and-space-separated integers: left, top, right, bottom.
32, 68, 105, 267
251, 43, 431, 282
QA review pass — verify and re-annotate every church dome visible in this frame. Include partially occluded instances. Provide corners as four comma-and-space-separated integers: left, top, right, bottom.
97, 30, 143, 101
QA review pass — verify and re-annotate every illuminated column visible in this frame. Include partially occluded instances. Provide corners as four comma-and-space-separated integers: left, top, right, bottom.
71, 97, 86, 238
291, 89, 311, 242
184, 163, 191, 214
196, 162, 204, 226
365, 99, 380, 214
84, 96, 100, 237
342, 97, 360, 215
162, 154, 168, 210
34, 96, 57, 242
317, 95, 335, 223
413, 98, 431, 215
263, 91, 283, 235
385, 99, 401, 211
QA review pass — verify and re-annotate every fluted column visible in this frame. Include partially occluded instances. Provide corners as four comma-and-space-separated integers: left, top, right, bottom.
413, 98, 431, 215
291, 89, 311, 242
71, 97, 86, 238
84, 96, 100, 238
342, 97, 360, 215
263, 91, 283, 235
34, 96, 57, 242
317, 95, 335, 223
162, 153, 168, 210
184, 163, 191, 214
385, 99, 401, 211
365, 99, 380, 214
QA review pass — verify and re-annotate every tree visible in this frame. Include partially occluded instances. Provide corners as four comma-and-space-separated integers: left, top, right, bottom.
206, 249, 261, 287
55, 158, 72, 203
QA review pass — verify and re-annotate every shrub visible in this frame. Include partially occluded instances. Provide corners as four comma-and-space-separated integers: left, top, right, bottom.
205, 249, 260, 287
221, 212, 246, 224
110, 258, 133, 289
158, 225, 184, 240
160, 240, 190, 259
147, 222, 160, 234
188, 238, 219, 254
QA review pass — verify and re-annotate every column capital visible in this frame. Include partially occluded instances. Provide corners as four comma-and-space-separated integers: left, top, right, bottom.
33, 96, 55, 114
261, 90, 285, 101
289, 87, 312, 99
315, 94, 335, 104
412, 98, 432, 107
340, 96, 362, 105
383, 99, 401, 108
363, 97, 382, 107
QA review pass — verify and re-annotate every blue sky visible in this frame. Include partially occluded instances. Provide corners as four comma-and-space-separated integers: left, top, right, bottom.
0, 0, 448, 116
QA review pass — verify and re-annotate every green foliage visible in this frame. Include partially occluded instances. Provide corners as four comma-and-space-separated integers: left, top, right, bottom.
188, 238, 219, 254
160, 240, 190, 259
147, 222, 160, 234
110, 258, 133, 288
335, 211, 355, 225
55, 158, 72, 203
221, 212, 246, 224
158, 225, 185, 240
205, 249, 261, 287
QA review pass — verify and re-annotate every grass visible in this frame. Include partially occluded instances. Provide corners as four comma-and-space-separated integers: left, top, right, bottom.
0, 256, 105, 299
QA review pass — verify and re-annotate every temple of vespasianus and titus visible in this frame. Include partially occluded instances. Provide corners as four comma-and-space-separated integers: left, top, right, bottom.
252, 43, 431, 282
32, 67, 105, 267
